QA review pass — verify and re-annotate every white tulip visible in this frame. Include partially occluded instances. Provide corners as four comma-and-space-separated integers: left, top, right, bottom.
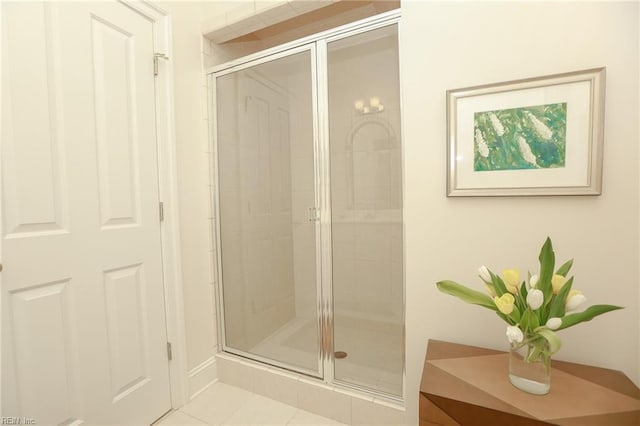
546, 317, 562, 330
478, 266, 492, 283
526, 289, 544, 310
529, 274, 539, 288
566, 292, 587, 312
506, 325, 524, 344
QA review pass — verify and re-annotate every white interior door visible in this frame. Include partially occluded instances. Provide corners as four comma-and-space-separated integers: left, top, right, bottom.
2, 1, 171, 424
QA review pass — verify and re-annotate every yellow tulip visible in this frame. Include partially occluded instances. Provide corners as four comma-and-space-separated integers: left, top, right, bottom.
551, 274, 567, 294
502, 269, 520, 294
494, 293, 515, 315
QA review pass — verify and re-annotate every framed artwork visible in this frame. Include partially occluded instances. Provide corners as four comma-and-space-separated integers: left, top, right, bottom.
447, 68, 605, 196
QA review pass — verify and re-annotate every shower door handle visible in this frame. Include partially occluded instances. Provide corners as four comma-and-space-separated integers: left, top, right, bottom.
308, 207, 320, 222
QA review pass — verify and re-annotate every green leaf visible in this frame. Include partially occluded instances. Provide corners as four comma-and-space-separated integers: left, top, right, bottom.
519, 281, 529, 307
548, 276, 574, 319
557, 304, 624, 331
489, 271, 508, 296
482, 281, 497, 295
519, 309, 530, 333
436, 281, 498, 311
515, 282, 529, 311
538, 237, 555, 305
527, 309, 540, 330
519, 308, 539, 335
509, 306, 521, 323
534, 326, 562, 354
555, 259, 574, 277
541, 303, 550, 326
496, 311, 513, 325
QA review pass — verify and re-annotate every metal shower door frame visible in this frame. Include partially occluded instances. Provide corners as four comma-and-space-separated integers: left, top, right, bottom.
208, 9, 404, 402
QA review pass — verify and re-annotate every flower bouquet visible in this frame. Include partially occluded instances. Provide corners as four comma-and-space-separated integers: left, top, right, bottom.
436, 237, 623, 395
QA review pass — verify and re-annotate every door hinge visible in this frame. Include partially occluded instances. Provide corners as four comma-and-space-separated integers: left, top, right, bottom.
154, 53, 169, 76
159, 202, 165, 222
167, 342, 173, 361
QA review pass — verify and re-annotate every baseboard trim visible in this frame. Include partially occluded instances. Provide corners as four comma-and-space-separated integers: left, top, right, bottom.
187, 356, 218, 399
215, 352, 406, 425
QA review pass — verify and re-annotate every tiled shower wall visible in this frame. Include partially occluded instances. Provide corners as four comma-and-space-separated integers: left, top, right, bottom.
328, 30, 403, 325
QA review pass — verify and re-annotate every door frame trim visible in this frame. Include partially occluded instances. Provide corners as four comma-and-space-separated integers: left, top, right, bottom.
0, 0, 5, 416
120, 0, 189, 409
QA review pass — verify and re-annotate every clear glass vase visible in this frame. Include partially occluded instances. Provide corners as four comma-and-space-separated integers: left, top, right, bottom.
509, 335, 551, 395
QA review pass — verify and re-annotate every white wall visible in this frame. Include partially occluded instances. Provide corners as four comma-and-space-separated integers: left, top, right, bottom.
401, 1, 639, 424
156, 1, 219, 397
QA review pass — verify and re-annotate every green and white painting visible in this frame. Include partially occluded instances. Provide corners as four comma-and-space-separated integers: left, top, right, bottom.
473, 102, 567, 171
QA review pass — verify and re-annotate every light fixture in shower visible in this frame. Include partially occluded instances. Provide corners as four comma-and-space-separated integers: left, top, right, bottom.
354, 96, 384, 115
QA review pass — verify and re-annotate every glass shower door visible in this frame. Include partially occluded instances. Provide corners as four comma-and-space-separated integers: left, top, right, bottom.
215, 48, 321, 375
327, 24, 404, 397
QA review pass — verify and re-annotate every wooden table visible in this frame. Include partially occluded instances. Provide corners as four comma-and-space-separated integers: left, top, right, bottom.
420, 340, 640, 425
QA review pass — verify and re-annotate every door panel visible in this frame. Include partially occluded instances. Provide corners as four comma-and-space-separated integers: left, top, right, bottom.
328, 24, 404, 397
9, 279, 79, 424
2, 1, 69, 239
2, 1, 171, 424
91, 15, 142, 229
103, 263, 150, 403
216, 50, 320, 374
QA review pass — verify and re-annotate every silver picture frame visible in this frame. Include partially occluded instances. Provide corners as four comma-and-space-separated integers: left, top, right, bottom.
447, 67, 606, 196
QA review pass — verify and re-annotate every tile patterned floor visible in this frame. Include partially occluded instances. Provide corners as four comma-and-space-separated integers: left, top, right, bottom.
156, 382, 347, 426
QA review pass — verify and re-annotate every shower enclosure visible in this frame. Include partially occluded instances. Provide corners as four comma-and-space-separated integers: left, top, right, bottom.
211, 14, 403, 399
